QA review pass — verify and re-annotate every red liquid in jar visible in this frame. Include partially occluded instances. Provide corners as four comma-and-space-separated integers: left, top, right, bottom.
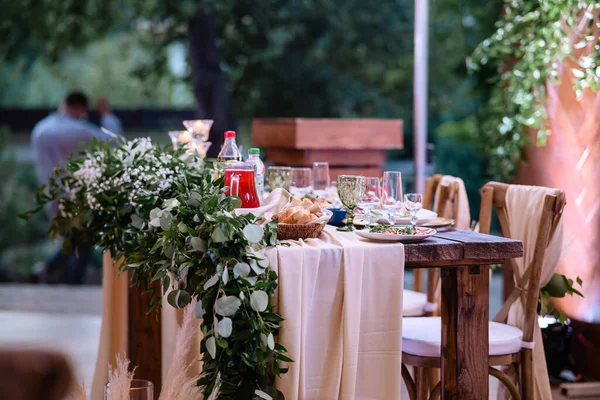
224, 169, 260, 208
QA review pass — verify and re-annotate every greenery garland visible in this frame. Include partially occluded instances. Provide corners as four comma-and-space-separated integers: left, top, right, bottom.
22, 138, 290, 400
466, 0, 600, 182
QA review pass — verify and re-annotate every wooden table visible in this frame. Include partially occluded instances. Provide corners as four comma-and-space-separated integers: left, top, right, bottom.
403, 229, 523, 400
126, 228, 522, 399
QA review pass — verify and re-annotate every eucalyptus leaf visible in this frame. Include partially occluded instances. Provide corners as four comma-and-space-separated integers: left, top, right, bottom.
203, 274, 219, 290
160, 211, 173, 230
195, 300, 204, 318
250, 260, 266, 275
250, 290, 268, 312
216, 317, 233, 338
150, 218, 161, 227
267, 332, 275, 350
206, 336, 217, 359
215, 295, 242, 317
149, 208, 161, 220
190, 237, 207, 252
233, 262, 251, 278
255, 390, 272, 400
211, 226, 229, 243
243, 224, 264, 243
222, 266, 229, 285
130, 214, 144, 229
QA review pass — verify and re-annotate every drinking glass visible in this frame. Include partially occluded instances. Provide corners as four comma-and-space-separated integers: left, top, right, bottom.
357, 177, 381, 225
105, 379, 153, 400
382, 171, 403, 224
312, 162, 330, 197
266, 166, 292, 191
182, 119, 214, 142
404, 193, 423, 228
336, 175, 366, 232
290, 168, 312, 196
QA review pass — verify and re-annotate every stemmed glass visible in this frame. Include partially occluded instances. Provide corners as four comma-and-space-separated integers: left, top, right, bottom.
404, 193, 423, 229
357, 177, 381, 226
312, 162, 330, 198
290, 168, 312, 196
336, 175, 366, 232
382, 171, 403, 225
182, 119, 214, 142
105, 379, 153, 400
168, 130, 192, 149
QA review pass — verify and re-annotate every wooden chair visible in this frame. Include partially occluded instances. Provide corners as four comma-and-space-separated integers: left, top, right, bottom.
0, 349, 73, 400
404, 175, 461, 318
400, 182, 565, 400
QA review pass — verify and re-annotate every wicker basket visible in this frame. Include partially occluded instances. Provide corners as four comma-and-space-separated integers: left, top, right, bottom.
277, 222, 326, 240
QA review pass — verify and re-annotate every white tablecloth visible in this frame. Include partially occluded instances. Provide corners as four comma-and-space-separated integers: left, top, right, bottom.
268, 226, 405, 400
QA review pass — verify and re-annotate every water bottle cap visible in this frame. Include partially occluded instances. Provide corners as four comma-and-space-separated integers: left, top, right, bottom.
224, 130, 236, 139
249, 148, 260, 155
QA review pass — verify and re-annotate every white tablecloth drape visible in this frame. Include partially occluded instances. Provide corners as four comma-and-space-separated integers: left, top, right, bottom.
268, 226, 405, 400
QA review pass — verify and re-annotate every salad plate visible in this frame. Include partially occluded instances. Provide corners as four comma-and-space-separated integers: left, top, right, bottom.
369, 208, 438, 225
355, 225, 437, 243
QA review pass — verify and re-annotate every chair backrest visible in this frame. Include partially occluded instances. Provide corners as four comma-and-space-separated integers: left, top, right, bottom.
0, 349, 73, 400
478, 181, 565, 342
413, 174, 461, 312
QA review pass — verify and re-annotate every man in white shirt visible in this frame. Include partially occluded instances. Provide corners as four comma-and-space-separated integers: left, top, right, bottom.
32, 91, 117, 284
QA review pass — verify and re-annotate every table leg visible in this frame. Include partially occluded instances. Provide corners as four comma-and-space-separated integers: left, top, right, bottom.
440, 265, 489, 399
128, 282, 162, 393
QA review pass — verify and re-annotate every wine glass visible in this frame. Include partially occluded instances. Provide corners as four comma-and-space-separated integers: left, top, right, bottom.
312, 162, 330, 198
404, 193, 423, 229
336, 175, 366, 232
105, 379, 153, 400
290, 168, 312, 196
382, 171, 403, 224
266, 166, 292, 191
357, 177, 381, 226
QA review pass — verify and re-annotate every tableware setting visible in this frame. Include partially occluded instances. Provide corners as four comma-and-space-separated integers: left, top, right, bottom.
355, 224, 437, 243
422, 217, 455, 229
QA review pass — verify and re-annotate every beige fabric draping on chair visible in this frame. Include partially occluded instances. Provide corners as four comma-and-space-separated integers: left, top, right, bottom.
433, 175, 471, 230
499, 185, 564, 400
267, 226, 405, 400
91, 253, 129, 400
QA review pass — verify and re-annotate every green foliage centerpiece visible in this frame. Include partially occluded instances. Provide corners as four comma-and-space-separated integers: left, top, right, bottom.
23, 137, 291, 400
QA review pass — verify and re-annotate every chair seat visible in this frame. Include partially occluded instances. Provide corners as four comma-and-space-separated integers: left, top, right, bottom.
402, 317, 523, 357
403, 290, 428, 317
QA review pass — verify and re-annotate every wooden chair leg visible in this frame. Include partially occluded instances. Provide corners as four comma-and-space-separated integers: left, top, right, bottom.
521, 349, 534, 400
416, 367, 429, 400
427, 368, 439, 393
489, 366, 521, 400
401, 364, 417, 400
429, 381, 441, 400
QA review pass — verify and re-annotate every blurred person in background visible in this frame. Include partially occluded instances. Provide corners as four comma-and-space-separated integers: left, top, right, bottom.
31, 90, 116, 284
95, 96, 123, 135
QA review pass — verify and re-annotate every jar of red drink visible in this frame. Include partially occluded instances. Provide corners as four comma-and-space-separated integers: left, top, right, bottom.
223, 162, 261, 208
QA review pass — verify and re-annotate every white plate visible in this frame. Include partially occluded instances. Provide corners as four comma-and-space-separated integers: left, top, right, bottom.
368, 208, 438, 225
355, 227, 437, 243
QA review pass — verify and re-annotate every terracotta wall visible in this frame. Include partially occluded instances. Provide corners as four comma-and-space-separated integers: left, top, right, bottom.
517, 48, 600, 323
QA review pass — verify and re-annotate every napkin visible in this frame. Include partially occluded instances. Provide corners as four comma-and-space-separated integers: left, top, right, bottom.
234, 188, 291, 220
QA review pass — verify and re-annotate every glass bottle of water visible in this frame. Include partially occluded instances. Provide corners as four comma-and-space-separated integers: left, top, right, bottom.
215, 131, 242, 178
247, 148, 265, 203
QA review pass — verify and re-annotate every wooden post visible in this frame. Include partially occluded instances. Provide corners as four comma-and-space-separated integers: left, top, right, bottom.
440, 265, 489, 399
128, 283, 162, 394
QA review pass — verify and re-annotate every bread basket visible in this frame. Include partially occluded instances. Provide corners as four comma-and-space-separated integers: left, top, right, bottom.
277, 221, 327, 240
